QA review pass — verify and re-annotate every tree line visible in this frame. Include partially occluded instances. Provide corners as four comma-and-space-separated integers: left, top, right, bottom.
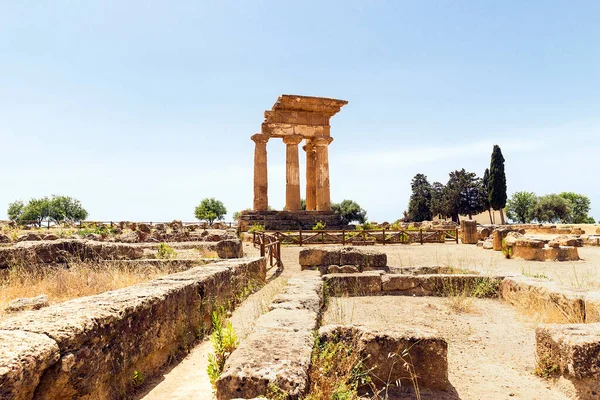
407, 145, 507, 224
506, 192, 594, 224
8, 195, 89, 226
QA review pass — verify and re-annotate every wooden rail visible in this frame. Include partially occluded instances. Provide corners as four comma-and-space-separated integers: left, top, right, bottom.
253, 232, 283, 270
253, 228, 459, 246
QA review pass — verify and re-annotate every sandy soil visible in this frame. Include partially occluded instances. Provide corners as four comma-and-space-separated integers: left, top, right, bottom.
323, 296, 569, 400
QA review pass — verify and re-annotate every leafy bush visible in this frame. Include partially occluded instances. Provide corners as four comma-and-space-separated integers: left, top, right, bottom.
207, 308, 238, 386
248, 224, 265, 233
312, 221, 327, 230
156, 243, 177, 259
331, 200, 367, 225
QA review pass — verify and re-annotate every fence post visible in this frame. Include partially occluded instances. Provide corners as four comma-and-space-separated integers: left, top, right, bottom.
299, 229, 303, 246
269, 246, 273, 267
382, 229, 386, 245
342, 229, 346, 245
420, 229, 423, 245
455, 228, 459, 244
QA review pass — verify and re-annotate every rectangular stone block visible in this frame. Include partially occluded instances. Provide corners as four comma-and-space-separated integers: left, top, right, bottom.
319, 325, 449, 390
323, 272, 383, 296
339, 247, 387, 269
536, 323, 600, 379
298, 247, 340, 267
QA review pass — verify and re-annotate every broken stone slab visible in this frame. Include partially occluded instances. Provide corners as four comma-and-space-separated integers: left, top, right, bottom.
339, 247, 387, 269
323, 272, 383, 296
326, 265, 359, 274
216, 276, 323, 400
482, 238, 494, 250
5, 294, 50, 313
0, 330, 60, 400
215, 239, 244, 258
216, 328, 314, 400
318, 324, 449, 391
549, 235, 583, 247
536, 323, 600, 380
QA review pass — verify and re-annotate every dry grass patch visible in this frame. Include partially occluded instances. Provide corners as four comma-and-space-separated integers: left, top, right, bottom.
0, 260, 189, 318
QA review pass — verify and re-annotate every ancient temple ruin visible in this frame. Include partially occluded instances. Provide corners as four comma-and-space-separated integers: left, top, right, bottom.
240, 95, 349, 230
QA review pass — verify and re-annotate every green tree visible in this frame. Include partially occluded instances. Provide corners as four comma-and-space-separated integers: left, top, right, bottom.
559, 192, 592, 223
20, 197, 51, 226
489, 145, 508, 224
430, 182, 448, 219
7, 200, 24, 221
407, 173, 432, 222
445, 169, 486, 221
48, 195, 88, 223
195, 198, 227, 225
506, 192, 537, 223
331, 199, 367, 225
533, 194, 572, 223
482, 168, 493, 224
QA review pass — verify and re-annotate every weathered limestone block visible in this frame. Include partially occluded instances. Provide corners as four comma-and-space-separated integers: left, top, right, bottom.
0, 330, 60, 400
477, 226, 492, 240
0, 233, 11, 243
215, 239, 244, 258
5, 294, 49, 313
323, 272, 383, 296
482, 238, 494, 250
327, 265, 360, 274
269, 277, 323, 313
0, 258, 265, 399
536, 323, 600, 381
339, 247, 387, 269
461, 220, 478, 244
299, 247, 340, 268
501, 277, 585, 322
382, 274, 503, 297
549, 235, 583, 247
493, 229, 509, 251
318, 325, 449, 391
544, 246, 580, 261
584, 292, 600, 323
582, 235, 600, 246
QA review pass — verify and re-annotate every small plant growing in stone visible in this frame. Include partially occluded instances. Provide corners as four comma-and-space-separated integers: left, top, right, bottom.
131, 370, 144, 387
312, 221, 326, 230
156, 243, 177, 259
501, 239, 513, 259
207, 307, 238, 386
248, 224, 265, 233
534, 353, 559, 378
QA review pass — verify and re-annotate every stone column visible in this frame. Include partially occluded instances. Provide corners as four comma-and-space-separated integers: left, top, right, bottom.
313, 136, 333, 211
251, 134, 269, 210
283, 135, 303, 211
461, 220, 478, 244
303, 141, 317, 211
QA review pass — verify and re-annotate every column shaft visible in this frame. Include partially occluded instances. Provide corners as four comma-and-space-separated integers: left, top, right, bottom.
284, 135, 303, 211
251, 134, 269, 210
314, 137, 333, 211
303, 142, 317, 210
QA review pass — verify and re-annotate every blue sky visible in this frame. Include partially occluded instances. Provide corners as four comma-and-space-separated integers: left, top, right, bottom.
1, 1, 599, 222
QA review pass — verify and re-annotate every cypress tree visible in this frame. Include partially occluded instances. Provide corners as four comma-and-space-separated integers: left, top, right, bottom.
482, 168, 493, 224
488, 145, 507, 224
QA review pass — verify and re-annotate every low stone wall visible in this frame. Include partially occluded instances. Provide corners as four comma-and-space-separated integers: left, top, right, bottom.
500, 277, 600, 323
299, 246, 387, 273
323, 273, 504, 297
238, 210, 347, 231
216, 276, 323, 399
536, 323, 600, 399
318, 324, 449, 391
0, 258, 266, 400
0, 239, 243, 269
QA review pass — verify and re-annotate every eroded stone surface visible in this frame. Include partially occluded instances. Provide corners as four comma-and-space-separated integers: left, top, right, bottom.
0, 330, 60, 400
318, 324, 449, 390
5, 294, 49, 313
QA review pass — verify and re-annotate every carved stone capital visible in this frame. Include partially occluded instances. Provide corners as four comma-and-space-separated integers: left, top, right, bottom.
282, 135, 303, 146
251, 133, 270, 144
311, 136, 334, 147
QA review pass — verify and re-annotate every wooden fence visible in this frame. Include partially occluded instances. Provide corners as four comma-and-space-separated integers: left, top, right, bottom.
252, 228, 459, 246
253, 231, 283, 270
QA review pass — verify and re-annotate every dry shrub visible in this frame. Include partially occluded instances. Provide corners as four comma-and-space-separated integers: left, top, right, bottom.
0, 260, 188, 319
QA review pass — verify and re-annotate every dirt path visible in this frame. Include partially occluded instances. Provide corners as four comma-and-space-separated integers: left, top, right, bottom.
136, 245, 310, 399
323, 296, 569, 400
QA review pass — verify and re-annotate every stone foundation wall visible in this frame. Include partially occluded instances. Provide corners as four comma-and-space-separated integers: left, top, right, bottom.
0, 258, 266, 400
238, 210, 348, 231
